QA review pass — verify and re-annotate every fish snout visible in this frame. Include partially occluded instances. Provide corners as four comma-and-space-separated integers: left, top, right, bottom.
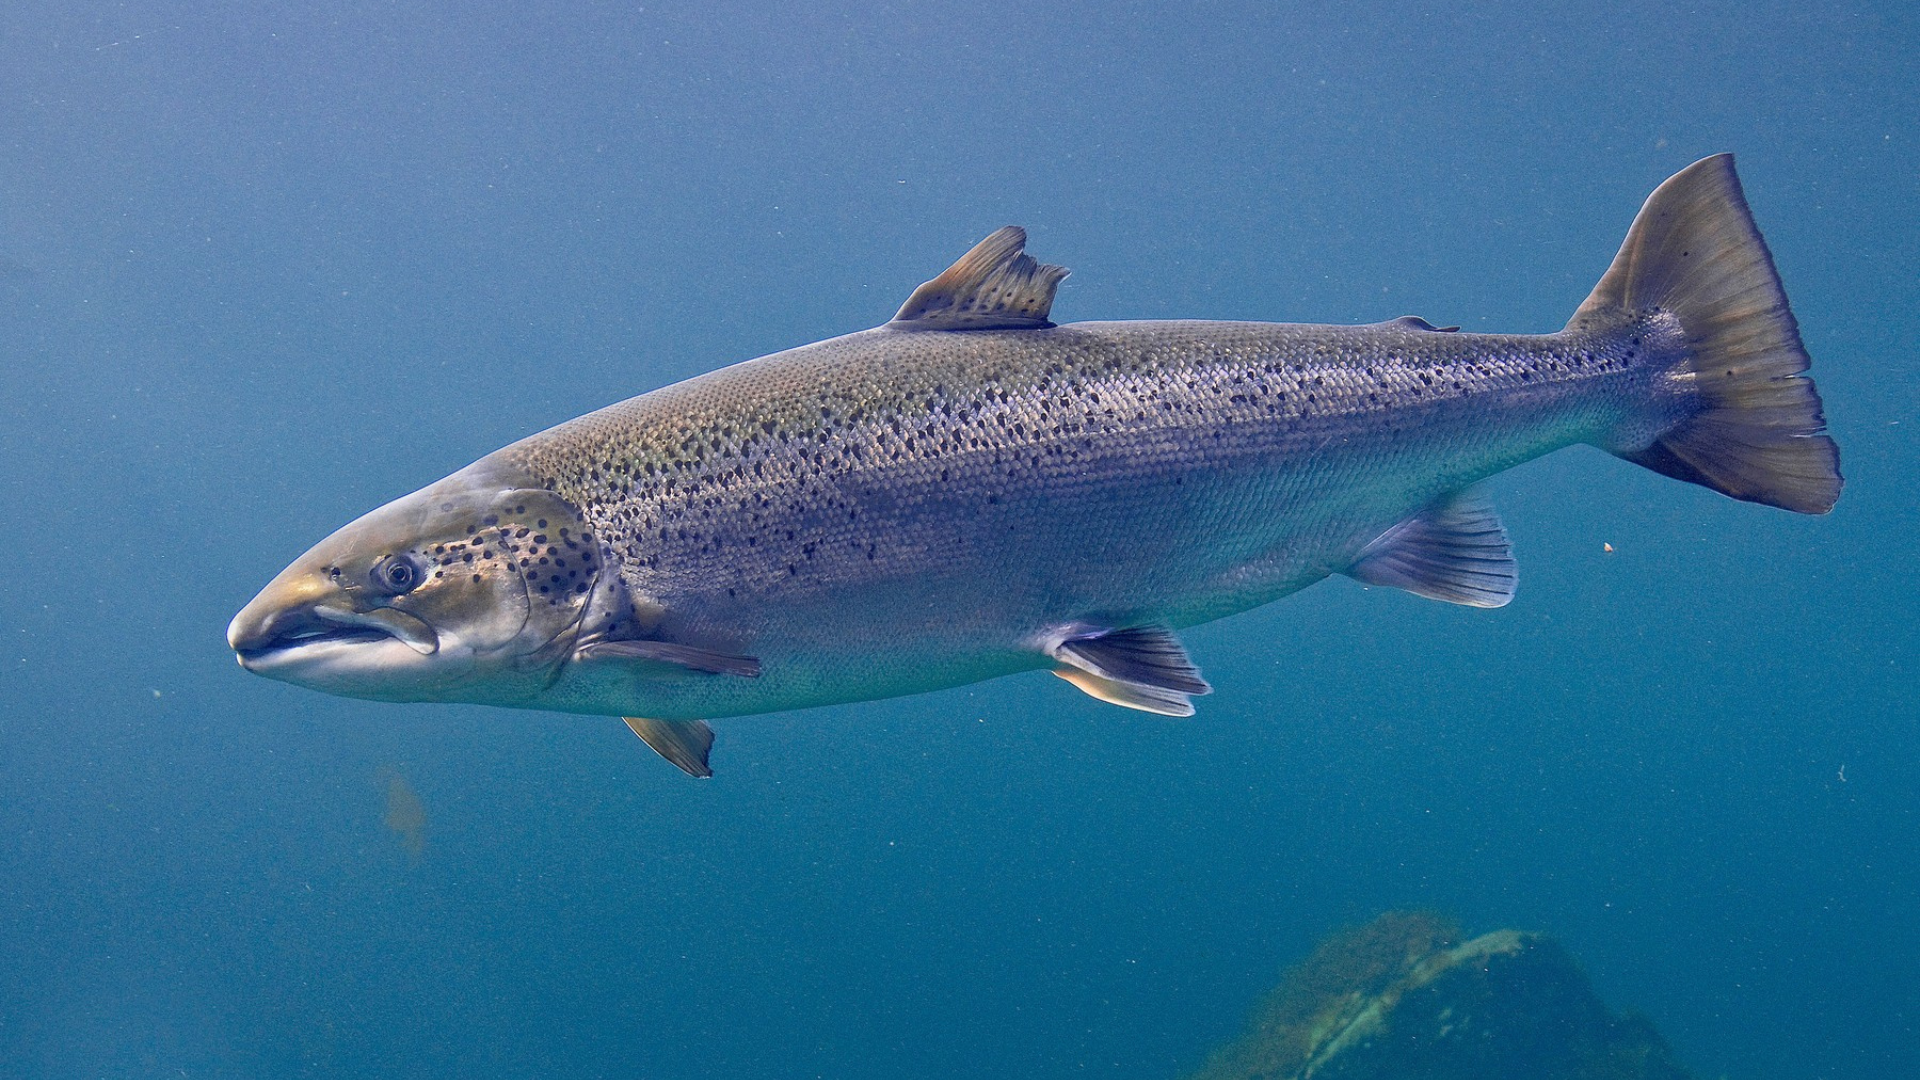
230, 562, 443, 679
228, 571, 364, 666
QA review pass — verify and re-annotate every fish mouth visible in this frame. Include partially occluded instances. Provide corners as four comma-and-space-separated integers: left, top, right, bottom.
230, 603, 439, 669
234, 623, 393, 664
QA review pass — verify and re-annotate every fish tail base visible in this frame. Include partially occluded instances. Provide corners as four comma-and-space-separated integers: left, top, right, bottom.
1573, 155, 1840, 514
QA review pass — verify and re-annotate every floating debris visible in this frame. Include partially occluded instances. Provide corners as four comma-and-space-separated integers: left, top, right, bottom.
376, 766, 426, 864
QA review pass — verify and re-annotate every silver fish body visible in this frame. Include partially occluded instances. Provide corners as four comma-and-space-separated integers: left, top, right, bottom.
504, 317, 1657, 719
230, 155, 1840, 775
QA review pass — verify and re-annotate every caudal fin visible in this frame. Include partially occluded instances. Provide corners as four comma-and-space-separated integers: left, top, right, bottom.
1571, 154, 1841, 514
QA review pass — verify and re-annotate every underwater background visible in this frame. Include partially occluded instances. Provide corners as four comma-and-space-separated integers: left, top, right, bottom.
2, 2, 1914, 1077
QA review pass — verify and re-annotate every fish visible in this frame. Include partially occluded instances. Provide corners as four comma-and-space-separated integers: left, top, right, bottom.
229, 155, 1840, 778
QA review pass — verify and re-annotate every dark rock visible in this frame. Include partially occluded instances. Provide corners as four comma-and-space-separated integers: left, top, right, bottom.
1186, 912, 1693, 1080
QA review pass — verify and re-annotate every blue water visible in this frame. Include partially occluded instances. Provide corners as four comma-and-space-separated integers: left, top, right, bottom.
2, 3, 1914, 1077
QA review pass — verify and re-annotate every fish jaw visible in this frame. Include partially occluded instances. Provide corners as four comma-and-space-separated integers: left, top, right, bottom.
228, 560, 456, 701
234, 625, 449, 701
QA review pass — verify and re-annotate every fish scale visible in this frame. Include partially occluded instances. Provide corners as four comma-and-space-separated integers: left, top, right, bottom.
230, 155, 1839, 776
478, 318, 1648, 726
509, 320, 1631, 604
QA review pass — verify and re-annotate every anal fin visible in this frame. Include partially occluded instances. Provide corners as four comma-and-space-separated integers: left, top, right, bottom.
622, 716, 716, 778
1347, 491, 1516, 608
1045, 624, 1211, 717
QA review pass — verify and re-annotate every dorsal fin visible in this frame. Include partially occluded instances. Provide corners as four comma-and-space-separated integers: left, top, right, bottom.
890, 226, 1069, 331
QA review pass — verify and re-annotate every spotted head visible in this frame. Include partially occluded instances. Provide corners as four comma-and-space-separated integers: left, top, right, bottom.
227, 461, 615, 705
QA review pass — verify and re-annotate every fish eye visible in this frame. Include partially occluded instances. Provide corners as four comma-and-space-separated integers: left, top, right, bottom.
370, 554, 424, 596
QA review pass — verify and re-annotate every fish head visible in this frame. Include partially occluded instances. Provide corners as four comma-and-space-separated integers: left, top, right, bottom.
228, 463, 605, 704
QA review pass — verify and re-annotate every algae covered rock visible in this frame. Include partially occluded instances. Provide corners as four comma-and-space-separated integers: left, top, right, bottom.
1186, 912, 1692, 1080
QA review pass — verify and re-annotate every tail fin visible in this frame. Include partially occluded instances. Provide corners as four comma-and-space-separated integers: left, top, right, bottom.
1571, 154, 1841, 514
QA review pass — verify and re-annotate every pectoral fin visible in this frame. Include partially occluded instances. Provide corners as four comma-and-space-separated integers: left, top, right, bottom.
1347, 491, 1516, 608
622, 716, 716, 778
1045, 624, 1211, 717
1050, 668, 1194, 717
577, 639, 761, 677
